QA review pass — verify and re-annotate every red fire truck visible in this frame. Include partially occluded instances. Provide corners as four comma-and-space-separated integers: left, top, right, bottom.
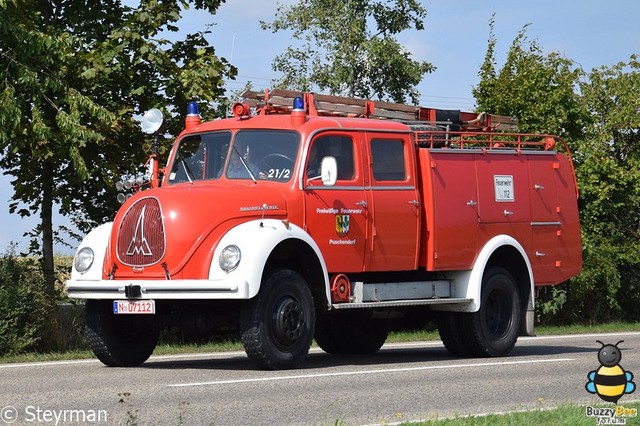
66, 90, 582, 369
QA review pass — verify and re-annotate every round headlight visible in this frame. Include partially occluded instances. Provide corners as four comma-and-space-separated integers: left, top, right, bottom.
219, 245, 241, 272
74, 247, 95, 273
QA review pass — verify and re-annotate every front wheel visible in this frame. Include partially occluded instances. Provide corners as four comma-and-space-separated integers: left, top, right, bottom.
460, 267, 521, 357
240, 269, 315, 370
85, 300, 159, 367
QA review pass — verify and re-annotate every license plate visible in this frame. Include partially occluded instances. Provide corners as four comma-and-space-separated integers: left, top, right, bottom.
113, 300, 155, 314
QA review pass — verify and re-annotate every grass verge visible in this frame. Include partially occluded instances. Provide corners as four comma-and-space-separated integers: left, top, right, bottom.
400, 402, 640, 425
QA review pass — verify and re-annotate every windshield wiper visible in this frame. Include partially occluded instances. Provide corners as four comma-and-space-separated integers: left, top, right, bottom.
181, 159, 194, 184
232, 146, 257, 184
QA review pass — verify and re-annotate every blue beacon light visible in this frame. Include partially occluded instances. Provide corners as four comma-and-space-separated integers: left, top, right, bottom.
185, 101, 201, 130
291, 96, 306, 126
187, 101, 199, 116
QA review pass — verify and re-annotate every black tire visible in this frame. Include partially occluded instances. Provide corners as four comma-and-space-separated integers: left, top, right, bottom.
461, 267, 521, 357
240, 269, 315, 370
314, 311, 389, 355
437, 311, 470, 357
85, 300, 159, 367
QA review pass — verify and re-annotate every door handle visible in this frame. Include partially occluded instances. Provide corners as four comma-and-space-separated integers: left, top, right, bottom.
355, 201, 367, 208
408, 199, 419, 207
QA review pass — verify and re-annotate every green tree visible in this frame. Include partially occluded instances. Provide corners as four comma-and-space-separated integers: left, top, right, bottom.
0, 0, 235, 296
473, 18, 585, 140
262, 0, 434, 104
574, 56, 640, 321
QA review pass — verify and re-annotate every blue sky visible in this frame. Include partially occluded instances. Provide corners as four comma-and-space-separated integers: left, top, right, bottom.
1, 0, 639, 254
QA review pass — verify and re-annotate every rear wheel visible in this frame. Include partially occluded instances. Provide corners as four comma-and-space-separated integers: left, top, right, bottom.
85, 300, 159, 367
461, 267, 521, 357
437, 311, 470, 357
240, 269, 315, 369
315, 311, 389, 355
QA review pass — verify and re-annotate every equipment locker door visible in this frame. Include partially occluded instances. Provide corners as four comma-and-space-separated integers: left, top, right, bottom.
475, 154, 531, 224
528, 154, 561, 284
424, 150, 479, 270
365, 134, 420, 271
303, 133, 368, 272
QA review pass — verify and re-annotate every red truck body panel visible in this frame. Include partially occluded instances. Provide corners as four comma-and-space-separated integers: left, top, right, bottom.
419, 147, 581, 284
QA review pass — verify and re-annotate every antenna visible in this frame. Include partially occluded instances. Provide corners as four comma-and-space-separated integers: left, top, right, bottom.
230, 32, 236, 65
260, 203, 267, 227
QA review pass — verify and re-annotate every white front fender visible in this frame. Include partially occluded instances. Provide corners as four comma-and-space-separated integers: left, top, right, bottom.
210, 219, 330, 300
69, 222, 113, 281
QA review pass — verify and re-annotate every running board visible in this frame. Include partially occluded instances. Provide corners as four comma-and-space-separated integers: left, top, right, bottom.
331, 297, 472, 310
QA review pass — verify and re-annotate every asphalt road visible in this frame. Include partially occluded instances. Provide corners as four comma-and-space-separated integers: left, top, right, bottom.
1, 331, 640, 425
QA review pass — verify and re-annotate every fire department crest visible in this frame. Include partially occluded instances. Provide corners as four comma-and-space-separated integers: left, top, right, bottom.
335, 214, 350, 237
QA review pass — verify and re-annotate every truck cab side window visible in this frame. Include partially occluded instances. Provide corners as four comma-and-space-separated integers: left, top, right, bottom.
307, 135, 354, 181
370, 139, 406, 181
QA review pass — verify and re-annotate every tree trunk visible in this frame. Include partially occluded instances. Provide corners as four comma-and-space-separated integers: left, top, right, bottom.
41, 159, 55, 299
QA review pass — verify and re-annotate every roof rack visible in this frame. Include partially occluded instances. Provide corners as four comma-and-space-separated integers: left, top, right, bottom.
241, 89, 518, 132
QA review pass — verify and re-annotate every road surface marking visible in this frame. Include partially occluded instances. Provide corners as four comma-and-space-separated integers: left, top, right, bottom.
168, 357, 575, 387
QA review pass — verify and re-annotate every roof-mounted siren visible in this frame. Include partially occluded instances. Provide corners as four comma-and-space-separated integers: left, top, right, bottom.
291, 96, 306, 127
185, 101, 201, 131
232, 102, 251, 118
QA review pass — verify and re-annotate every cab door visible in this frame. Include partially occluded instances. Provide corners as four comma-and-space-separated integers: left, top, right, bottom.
303, 132, 368, 272
365, 133, 421, 271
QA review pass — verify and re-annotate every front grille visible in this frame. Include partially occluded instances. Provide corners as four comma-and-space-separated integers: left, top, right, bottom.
116, 197, 166, 266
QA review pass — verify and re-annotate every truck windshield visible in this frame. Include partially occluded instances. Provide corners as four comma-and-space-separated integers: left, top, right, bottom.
168, 130, 299, 184
229, 130, 299, 181
168, 131, 231, 184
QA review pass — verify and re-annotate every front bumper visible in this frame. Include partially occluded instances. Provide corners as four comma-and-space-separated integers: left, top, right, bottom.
66, 279, 251, 300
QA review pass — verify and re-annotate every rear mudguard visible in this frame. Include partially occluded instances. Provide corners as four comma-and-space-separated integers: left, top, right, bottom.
438, 235, 534, 313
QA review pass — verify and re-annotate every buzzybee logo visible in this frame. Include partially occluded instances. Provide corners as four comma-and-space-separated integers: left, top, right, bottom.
585, 340, 635, 403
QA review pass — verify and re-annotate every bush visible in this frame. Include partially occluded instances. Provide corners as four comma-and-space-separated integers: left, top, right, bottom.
536, 285, 568, 325
0, 251, 49, 355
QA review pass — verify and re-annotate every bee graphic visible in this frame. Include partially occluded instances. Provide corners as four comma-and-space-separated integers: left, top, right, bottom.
585, 340, 636, 403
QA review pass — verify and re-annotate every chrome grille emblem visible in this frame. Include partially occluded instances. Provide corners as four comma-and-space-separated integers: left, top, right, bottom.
126, 205, 153, 256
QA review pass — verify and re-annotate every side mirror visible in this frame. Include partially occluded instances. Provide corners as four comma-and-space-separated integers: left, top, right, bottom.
320, 156, 337, 186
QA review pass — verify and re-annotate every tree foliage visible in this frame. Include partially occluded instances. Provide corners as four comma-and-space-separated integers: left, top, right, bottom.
573, 56, 640, 321
0, 0, 235, 295
262, 0, 434, 104
473, 16, 584, 140
474, 18, 640, 323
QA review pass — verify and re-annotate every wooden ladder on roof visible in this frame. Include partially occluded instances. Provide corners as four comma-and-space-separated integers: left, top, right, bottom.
241, 89, 518, 131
